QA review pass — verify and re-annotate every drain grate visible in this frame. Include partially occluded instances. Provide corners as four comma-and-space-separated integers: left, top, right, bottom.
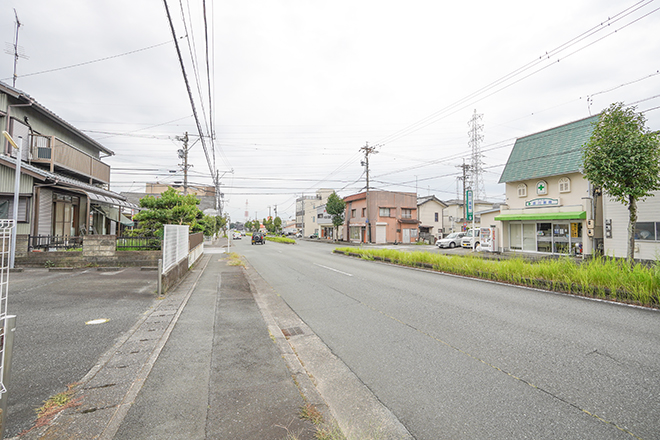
281, 327, 304, 337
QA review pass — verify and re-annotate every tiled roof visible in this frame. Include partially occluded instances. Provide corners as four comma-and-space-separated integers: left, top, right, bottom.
498, 115, 599, 183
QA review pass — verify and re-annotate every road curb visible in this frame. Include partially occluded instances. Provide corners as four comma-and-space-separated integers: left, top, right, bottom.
244, 260, 414, 440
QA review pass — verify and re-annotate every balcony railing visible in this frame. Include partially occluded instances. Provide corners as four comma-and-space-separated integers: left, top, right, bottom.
30, 135, 110, 185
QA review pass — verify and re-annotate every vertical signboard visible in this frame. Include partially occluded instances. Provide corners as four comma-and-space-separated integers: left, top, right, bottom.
466, 189, 474, 222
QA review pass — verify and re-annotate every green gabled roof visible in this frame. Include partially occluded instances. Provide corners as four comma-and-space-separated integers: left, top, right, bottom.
499, 115, 600, 183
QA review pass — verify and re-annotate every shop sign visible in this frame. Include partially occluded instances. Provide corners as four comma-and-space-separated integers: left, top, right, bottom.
525, 197, 559, 207
466, 189, 473, 221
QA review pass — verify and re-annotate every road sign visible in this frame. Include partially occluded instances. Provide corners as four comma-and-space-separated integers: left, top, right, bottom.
466, 189, 473, 221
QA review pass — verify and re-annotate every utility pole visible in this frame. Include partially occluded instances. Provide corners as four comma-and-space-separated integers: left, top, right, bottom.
360, 142, 378, 243
457, 160, 470, 232
176, 132, 191, 195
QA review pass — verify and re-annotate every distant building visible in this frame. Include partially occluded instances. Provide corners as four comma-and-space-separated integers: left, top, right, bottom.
417, 195, 447, 242
295, 188, 334, 237
343, 190, 419, 244
442, 198, 498, 234
123, 182, 217, 212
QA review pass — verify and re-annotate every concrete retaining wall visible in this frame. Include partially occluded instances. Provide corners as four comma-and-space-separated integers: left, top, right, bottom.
15, 234, 160, 268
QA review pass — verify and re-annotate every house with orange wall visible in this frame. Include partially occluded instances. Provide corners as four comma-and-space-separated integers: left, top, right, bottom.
343, 190, 419, 244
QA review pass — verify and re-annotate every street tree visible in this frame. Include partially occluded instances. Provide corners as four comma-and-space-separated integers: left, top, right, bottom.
132, 188, 204, 235
273, 216, 282, 233
325, 192, 346, 241
582, 102, 660, 261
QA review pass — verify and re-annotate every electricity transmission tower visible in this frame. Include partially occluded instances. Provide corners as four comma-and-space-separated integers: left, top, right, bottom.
468, 109, 485, 201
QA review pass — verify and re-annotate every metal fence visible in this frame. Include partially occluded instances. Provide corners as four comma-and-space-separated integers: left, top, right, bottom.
28, 235, 82, 251
0, 220, 14, 421
162, 225, 189, 273
116, 236, 161, 251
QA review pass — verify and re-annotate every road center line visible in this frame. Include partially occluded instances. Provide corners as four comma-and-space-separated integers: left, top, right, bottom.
313, 263, 353, 277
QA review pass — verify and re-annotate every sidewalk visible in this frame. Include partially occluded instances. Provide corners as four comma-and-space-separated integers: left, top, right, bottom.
14, 239, 412, 440
14, 243, 318, 440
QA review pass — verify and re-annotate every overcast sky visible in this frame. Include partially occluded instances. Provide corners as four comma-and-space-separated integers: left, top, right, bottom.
2, 0, 659, 222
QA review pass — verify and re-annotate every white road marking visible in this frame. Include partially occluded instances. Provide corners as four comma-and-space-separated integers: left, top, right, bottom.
86, 318, 110, 325
314, 263, 353, 277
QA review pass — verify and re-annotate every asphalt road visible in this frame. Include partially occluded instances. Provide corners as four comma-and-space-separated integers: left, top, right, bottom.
238, 238, 660, 440
5, 268, 157, 438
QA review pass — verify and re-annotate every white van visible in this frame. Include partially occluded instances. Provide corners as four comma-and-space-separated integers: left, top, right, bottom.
461, 228, 480, 249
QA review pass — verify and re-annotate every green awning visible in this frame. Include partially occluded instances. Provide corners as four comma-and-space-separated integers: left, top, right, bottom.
494, 211, 587, 221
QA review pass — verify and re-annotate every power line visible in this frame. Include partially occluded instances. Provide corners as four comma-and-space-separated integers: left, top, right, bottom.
162, 0, 217, 201
373, 0, 659, 147
2, 38, 180, 81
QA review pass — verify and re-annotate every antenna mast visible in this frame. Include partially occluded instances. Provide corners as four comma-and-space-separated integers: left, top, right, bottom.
5, 9, 29, 87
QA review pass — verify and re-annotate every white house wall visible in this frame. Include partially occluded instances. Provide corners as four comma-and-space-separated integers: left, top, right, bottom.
603, 192, 660, 260
418, 201, 444, 236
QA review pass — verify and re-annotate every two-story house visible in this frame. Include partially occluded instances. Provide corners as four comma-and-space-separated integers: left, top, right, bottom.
495, 115, 601, 256
343, 190, 418, 244
417, 195, 447, 242
0, 81, 136, 245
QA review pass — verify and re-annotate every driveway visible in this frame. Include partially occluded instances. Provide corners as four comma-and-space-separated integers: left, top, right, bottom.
5, 267, 157, 438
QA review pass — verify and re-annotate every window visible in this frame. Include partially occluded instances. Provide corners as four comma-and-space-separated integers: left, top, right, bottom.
362, 207, 366, 217
0, 196, 30, 222
517, 183, 527, 197
351, 209, 356, 218
434, 212, 439, 222
635, 222, 656, 241
558, 177, 571, 193
402, 208, 412, 219
379, 207, 391, 217
536, 181, 547, 195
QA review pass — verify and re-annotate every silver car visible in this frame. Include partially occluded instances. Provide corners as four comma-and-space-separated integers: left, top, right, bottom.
436, 232, 466, 249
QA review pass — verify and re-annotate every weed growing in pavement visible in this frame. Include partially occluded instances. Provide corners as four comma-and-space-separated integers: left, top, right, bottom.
334, 247, 660, 307
299, 403, 325, 425
226, 252, 245, 267
20, 383, 82, 434
44, 260, 55, 268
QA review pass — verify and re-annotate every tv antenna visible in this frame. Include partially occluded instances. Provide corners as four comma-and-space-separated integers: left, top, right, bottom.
4, 9, 29, 87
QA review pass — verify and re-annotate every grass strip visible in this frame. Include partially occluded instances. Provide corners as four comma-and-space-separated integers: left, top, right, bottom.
334, 247, 660, 308
265, 236, 296, 244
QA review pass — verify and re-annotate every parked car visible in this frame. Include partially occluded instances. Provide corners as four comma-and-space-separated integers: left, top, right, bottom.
295, 232, 302, 238
437, 232, 466, 249
232, 231, 242, 240
309, 233, 319, 239
461, 228, 480, 249
251, 233, 265, 245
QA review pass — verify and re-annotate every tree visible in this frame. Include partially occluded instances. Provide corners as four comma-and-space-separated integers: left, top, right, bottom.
325, 192, 346, 241
199, 214, 226, 237
132, 188, 204, 236
273, 216, 282, 233
582, 102, 660, 261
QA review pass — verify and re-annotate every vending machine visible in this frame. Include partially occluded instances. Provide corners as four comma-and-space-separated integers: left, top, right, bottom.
479, 226, 498, 252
